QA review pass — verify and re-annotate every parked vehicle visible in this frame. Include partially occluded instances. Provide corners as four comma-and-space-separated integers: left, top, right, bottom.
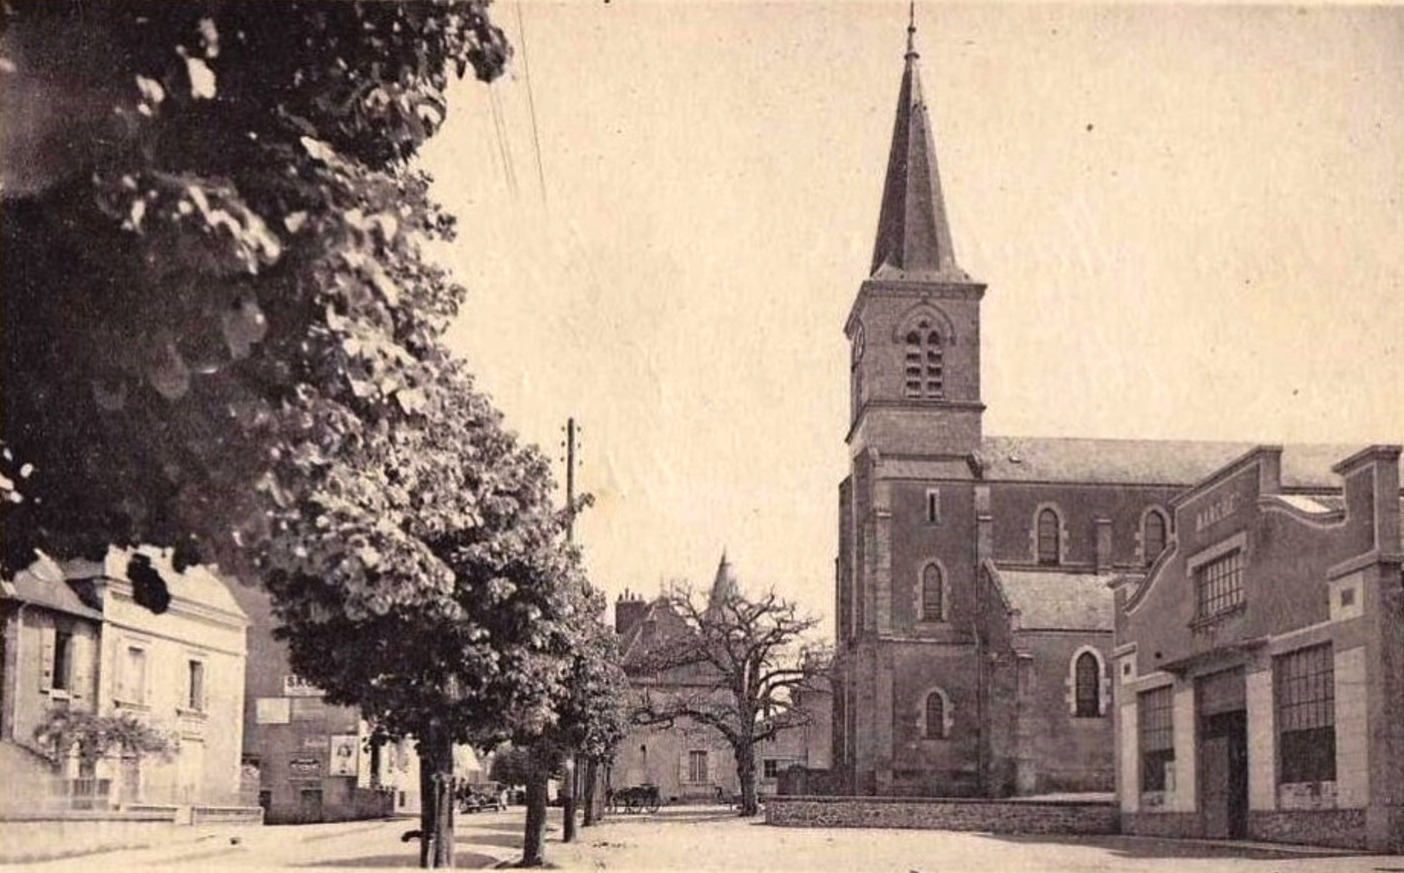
457, 781, 506, 813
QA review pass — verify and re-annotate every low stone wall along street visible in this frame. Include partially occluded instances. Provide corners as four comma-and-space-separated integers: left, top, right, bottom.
765, 795, 1119, 835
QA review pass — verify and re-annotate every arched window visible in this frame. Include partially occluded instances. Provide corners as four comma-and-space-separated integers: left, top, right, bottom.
1074, 652, 1101, 717
924, 691, 949, 739
903, 318, 943, 399
920, 563, 944, 622
1037, 508, 1060, 565
1143, 510, 1168, 566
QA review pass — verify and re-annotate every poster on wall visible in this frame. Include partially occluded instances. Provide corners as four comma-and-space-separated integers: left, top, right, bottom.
329, 734, 359, 777
289, 757, 321, 780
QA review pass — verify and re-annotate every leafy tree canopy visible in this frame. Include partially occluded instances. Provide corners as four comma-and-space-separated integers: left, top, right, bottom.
0, 1, 509, 601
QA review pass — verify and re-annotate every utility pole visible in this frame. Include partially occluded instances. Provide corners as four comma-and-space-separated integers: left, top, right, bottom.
561, 416, 580, 840
565, 416, 577, 542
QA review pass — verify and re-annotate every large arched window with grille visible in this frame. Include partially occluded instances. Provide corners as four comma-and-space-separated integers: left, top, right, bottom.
1037, 508, 1061, 565
1074, 651, 1102, 717
920, 563, 944, 622
1143, 509, 1168, 566
903, 317, 944, 399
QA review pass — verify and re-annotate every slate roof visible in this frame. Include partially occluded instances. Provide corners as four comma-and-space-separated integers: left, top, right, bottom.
868, 20, 969, 283
979, 437, 1366, 489
618, 596, 694, 664
994, 568, 1116, 632
0, 558, 103, 620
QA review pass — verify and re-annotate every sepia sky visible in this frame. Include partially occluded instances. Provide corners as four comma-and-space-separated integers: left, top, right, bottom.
419, 2, 1404, 635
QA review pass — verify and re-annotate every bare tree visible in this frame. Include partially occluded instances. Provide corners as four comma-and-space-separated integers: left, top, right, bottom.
630, 585, 826, 816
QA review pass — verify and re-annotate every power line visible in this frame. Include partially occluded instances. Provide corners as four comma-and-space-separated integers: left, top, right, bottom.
488, 84, 518, 198
516, 0, 549, 209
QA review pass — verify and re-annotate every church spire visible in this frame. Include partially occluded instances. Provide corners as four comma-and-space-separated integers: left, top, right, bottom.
707, 550, 739, 611
870, 6, 968, 282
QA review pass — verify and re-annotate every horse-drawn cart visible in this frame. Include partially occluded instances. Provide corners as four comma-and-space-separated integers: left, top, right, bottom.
608, 783, 661, 814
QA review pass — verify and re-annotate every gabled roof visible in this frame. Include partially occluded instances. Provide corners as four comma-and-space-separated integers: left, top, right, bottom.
994, 568, 1116, 632
869, 17, 970, 283
979, 436, 1366, 489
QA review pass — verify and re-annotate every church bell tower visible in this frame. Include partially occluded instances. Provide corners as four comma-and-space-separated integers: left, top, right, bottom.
845, 10, 985, 461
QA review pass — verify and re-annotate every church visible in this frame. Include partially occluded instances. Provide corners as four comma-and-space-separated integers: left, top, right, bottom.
830, 17, 1387, 801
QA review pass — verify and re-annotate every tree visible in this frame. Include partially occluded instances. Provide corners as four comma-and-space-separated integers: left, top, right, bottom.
266, 362, 583, 869
517, 594, 630, 862
32, 709, 175, 782
630, 586, 826, 816
0, 1, 510, 602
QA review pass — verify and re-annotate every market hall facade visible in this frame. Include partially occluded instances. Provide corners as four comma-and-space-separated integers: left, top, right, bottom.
1111, 445, 1403, 852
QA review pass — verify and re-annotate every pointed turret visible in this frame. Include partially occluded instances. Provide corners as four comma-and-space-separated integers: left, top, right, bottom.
707, 550, 739, 610
869, 7, 968, 282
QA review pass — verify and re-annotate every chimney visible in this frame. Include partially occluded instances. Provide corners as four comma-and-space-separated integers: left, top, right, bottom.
1095, 517, 1113, 573
614, 589, 649, 636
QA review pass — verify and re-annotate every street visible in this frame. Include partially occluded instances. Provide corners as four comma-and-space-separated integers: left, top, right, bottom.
19, 806, 1393, 873
20, 809, 539, 872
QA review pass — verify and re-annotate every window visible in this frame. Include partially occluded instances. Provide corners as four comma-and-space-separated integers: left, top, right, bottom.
920, 563, 944, 622
1074, 652, 1101, 717
763, 759, 780, 780
687, 750, 708, 784
925, 488, 941, 524
1037, 509, 1060, 565
1139, 686, 1175, 791
903, 318, 943, 398
120, 645, 147, 704
1276, 644, 1335, 784
924, 691, 948, 739
187, 660, 206, 712
1143, 510, 1168, 565
1196, 550, 1244, 619
51, 630, 73, 691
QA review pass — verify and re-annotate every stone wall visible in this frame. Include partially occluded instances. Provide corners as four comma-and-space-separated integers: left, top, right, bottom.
1248, 809, 1367, 850
0, 810, 179, 863
765, 795, 1117, 834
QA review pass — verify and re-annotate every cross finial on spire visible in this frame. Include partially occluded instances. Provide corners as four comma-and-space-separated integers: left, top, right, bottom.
906, 1, 917, 57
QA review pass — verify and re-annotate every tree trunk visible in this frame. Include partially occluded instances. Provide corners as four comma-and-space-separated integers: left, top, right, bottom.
736, 739, 759, 816
561, 756, 577, 843
581, 757, 599, 827
520, 766, 550, 867
417, 726, 456, 869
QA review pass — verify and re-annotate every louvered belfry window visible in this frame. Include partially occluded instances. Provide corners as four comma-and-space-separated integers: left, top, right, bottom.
904, 318, 943, 398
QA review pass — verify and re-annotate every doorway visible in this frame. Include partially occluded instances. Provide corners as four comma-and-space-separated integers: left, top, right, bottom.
298, 787, 324, 822
1199, 709, 1248, 839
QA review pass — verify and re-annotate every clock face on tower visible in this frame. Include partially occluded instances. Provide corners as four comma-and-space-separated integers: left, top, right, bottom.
852, 322, 866, 365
